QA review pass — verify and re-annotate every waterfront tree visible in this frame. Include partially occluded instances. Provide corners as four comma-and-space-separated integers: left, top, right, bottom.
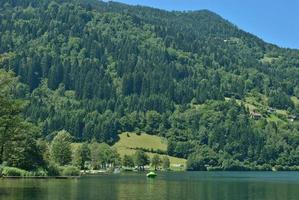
50, 130, 72, 166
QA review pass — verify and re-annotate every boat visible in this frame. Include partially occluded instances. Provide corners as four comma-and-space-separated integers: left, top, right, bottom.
146, 172, 157, 178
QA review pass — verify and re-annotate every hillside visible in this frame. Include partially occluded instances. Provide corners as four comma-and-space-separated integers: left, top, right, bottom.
223, 94, 299, 123
0, 0, 298, 171
114, 132, 186, 169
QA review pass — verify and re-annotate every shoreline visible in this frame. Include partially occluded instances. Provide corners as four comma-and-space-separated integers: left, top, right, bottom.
2, 170, 299, 179
1, 176, 81, 179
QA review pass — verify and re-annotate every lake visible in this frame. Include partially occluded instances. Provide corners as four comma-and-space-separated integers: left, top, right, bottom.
1, 172, 299, 200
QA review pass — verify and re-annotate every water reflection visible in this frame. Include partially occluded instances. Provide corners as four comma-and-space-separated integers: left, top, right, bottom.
0, 172, 299, 200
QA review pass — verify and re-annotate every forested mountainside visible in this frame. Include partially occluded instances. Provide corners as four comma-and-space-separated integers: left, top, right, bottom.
0, 0, 299, 171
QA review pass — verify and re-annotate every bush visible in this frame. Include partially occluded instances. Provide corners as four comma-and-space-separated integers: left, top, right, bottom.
273, 165, 299, 171
136, 131, 141, 136
289, 166, 299, 171
256, 164, 272, 171
32, 168, 48, 176
1, 167, 30, 177
47, 163, 61, 176
61, 166, 80, 176
221, 160, 251, 171
187, 146, 219, 171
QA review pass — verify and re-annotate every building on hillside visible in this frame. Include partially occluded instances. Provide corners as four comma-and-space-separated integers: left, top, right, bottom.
267, 107, 276, 114
288, 115, 297, 122
250, 112, 262, 120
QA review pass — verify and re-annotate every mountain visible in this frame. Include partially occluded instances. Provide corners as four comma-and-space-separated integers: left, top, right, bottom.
0, 0, 298, 170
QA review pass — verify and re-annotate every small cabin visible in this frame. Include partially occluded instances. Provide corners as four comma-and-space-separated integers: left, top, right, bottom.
250, 112, 262, 120
288, 115, 297, 122
267, 107, 276, 114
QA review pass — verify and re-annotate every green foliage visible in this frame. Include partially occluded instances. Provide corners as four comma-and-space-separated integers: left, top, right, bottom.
187, 146, 219, 171
0, 70, 44, 170
37, 139, 51, 166
134, 150, 150, 170
89, 140, 120, 169
46, 162, 60, 176
61, 166, 80, 176
294, 87, 299, 99
1, 0, 297, 145
122, 154, 135, 168
32, 168, 48, 177
90, 140, 100, 169
1, 167, 30, 177
0, 0, 299, 171
221, 159, 251, 171
268, 89, 295, 110
50, 130, 72, 166
151, 154, 161, 170
72, 143, 90, 169
145, 111, 161, 134
162, 156, 170, 170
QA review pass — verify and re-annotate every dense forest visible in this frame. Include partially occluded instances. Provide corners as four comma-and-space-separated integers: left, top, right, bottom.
0, 0, 299, 173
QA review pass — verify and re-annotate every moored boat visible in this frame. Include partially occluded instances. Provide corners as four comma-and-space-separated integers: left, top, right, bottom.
146, 172, 157, 178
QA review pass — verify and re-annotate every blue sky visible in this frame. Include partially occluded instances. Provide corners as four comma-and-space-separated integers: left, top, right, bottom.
110, 0, 299, 49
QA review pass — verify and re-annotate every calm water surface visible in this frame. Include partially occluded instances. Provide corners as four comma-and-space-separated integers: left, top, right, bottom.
1, 172, 299, 200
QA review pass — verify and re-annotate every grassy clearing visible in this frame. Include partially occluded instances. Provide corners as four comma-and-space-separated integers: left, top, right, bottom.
113, 132, 186, 169
225, 97, 257, 112
276, 109, 288, 116
70, 132, 186, 170
244, 93, 268, 107
268, 114, 282, 123
260, 54, 281, 64
225, 93, 295, 123
115, 132, 167, 151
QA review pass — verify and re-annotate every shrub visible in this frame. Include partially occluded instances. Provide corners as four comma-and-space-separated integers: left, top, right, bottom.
136, 131, 141, 136
289, 166, 299, 171
256, 164, 272, 171
221, 160, 251, 171
33, 168, 48, 176
47, 163, 61, 176
61, 166, 80, 176
1, 167, 30, 177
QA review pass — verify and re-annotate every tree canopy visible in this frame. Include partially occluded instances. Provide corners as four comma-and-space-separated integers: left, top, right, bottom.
0, 0, 298, 171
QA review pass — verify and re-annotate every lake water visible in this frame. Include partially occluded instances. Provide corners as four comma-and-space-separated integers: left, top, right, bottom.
1, 172, 299, 200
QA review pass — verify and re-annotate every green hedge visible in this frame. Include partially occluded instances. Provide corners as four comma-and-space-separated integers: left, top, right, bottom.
1, 167, 31, 177
0, 165, 82, 177
61, 166, 80, 176
47, 163, 61, 176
